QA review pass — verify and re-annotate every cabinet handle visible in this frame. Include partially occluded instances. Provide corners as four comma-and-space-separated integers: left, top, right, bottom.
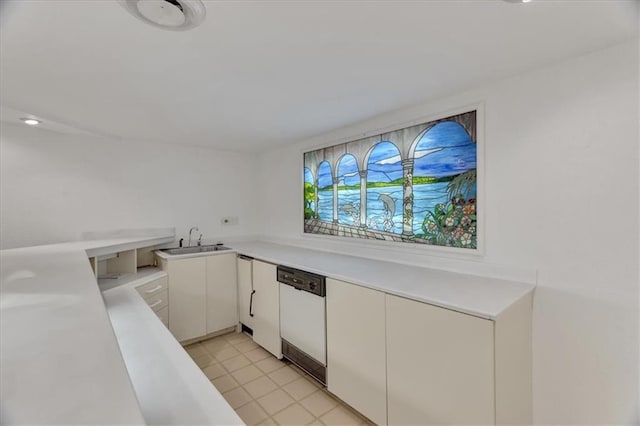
148, 300, 163, 309
145, 285, 163, 294
249, 290, 256, 317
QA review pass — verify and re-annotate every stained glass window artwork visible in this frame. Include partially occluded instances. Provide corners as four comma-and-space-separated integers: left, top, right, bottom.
303, 110, 478, 250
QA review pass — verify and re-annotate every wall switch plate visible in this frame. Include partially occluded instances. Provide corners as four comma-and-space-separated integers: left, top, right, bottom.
221, 216, 239, 225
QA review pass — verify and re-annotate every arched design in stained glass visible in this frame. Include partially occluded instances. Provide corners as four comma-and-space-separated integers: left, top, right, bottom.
336, 154, 360, 226
316, 161, 333, 222
413, 121, 477, 248
365, 142, 403, 233
302, 109, 478, 250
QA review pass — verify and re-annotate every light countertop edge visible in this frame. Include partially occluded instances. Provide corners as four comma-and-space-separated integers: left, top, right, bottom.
229, 241, 535, 320
102, 285, 243, 426
154, 247, 237, 261
83, 235, 175, 257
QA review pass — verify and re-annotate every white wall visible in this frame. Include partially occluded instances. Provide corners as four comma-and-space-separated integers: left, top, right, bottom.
255, 40, 639, 425
0, 125, 258, 249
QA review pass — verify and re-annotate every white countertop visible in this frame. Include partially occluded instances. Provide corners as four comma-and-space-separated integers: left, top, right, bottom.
0, 231, 242, 426
103, 285, 243, 426
230, 241, 535, 320
7, 233, 176, 259
0, 244, 146, 425
1, 232, 534, 424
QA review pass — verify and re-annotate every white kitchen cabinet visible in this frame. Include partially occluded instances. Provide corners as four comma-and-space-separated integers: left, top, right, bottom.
251, 260, 281, 358
165, 257, 207, 342
386, 294, 495, 426
326, 279, 387, 426
160, 253, 239, 343
236, 256, 253, 329
206, 253, 238, 334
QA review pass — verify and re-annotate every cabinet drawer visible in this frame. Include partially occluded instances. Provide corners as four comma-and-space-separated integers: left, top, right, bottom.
145, 289, 169, 312
156, 306, 169, 327
136, 277, 168, 301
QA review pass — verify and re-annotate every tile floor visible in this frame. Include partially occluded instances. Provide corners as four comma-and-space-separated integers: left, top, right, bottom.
185, 331, 373, 426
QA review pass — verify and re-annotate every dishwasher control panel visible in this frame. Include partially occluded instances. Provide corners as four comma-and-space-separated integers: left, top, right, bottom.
276, 265, 326, 297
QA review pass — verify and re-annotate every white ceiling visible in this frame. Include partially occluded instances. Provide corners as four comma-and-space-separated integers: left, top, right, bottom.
0, 0, 636, 151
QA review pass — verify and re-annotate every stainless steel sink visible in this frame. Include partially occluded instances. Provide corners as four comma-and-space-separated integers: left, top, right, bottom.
161, 245, 231, 255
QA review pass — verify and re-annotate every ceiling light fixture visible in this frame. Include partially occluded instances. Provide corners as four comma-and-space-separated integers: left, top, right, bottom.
20, 118, 41, 126
503, 0, 533, 3
118, 0, 206, 31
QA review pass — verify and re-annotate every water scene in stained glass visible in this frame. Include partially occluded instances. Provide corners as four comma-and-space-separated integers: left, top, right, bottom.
304, 110, 477, 249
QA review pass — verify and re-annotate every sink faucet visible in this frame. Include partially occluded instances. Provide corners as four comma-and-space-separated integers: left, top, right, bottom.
197, 234, 203, 246
188, 226, 199, 247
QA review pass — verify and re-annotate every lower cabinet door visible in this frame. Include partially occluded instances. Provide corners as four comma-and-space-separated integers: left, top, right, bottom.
386, 294, 495, 425
167, 257, 207, 342
251, 260, 282, 358
206, 253, 238, 334
326, 279, 387, 425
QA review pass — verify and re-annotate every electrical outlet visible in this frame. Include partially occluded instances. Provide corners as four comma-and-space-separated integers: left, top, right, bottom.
221, 216, 239, 225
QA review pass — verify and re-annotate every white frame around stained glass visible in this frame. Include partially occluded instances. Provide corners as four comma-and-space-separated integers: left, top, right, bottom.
301, 104, 484, 254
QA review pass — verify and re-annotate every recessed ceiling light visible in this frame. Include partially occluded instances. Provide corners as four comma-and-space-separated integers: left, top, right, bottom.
503, 0, 533, 3
118, 0, 206, 31
20, 118, 41, 126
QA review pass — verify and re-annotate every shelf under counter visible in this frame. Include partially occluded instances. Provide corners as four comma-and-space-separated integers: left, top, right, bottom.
98, 266, 167, 292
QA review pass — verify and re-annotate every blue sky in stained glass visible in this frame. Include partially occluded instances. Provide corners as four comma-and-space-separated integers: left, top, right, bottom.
337, 154, 359, 186
413, 122, 476, 178
317, 161, 332, 188
304, 168, 313, 183
367, 141, 402, 183
314, 120, 475, 187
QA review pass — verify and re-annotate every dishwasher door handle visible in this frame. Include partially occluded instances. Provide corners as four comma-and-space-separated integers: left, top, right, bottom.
249, 290, 256, 317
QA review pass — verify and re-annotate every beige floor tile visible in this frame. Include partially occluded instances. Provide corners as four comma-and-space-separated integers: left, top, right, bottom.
256, 417, 278, 425
320, 405, 362, 426
268, 366, 301, 387
222, 386, 253, 409
235, 339, 259, 353
272, 403, 315, 425
226, 332, 251, 345
214, 346, 241, 362
222, 354, 252, 372
299, 390, 338, 417
245, 347, 272, 363
202, 363, 226, 380
191, 353, 216, 369
307, 420, 324, 426
203, 339, 232, 356
211, 374, 240, 393
232, 364, 264, 385
236, 401, 269, 425
185, 343, 207, 357
282, 377, 318, 401
302, 374, 322, 388
288, 364, 307, 376
243, 376, 280, 399
255, 356, 287, 374
256, 389, 295, 415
